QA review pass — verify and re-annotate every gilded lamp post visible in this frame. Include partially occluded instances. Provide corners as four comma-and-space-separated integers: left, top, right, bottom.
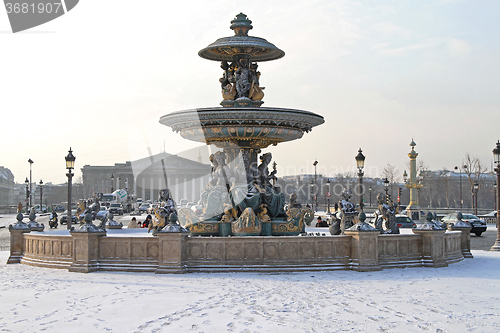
404, 140, 423, 221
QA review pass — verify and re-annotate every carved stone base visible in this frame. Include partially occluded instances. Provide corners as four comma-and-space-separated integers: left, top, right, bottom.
69, 231, 106, 273
344, 230, 382, 272
450, 225, 473, 258
412, 229, 448, 268
7, 228, 31, 264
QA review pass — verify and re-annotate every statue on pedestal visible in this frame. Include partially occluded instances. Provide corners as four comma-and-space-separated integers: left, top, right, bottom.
373, 193, 399, 234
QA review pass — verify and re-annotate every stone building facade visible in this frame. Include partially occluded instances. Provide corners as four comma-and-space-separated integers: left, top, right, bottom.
0, 166, 15, 206
81, 152, 212, 203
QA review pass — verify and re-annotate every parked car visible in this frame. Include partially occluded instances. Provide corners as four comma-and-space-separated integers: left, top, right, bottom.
60, 210, 77, 225
395, 215, 416, 228
147, 203, 158, 214
95, 206, 108, 220
52, 204, 66, 212
400, 209, 426, 218
138, 203, 150, 213
440, 212, 487, 236
32, 204, 48, 213
108, 203, 123, 215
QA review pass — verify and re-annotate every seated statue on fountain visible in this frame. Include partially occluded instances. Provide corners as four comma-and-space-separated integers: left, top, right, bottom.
372, 193, 399, 234
200, 151, 233, 219
220, 59, 264, 106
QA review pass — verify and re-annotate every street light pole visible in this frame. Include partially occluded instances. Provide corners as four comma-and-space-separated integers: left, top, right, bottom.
28, 158, 33, 209
355, 148, 365, 212
384, 178, 389, 203
326, 179, 331, 214
310, 180, 314, 208
489, 141, 500, 251
494, 182, 497, 211
110, 174, 114, 193
24, 177, 29, 213
313, 160, 318, 212
39, 180, 43, 212
65, 148, 76, 230
473, 182, 479, 216
369, 186, 372, 207
454, 165, 464, 209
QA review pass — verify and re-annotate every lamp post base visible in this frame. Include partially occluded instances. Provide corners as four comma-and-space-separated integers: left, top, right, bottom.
490, 238, 500, 251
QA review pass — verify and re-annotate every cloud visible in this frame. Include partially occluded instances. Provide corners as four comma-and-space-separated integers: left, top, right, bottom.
377, 40, 439, 56
447, 38, 471, 56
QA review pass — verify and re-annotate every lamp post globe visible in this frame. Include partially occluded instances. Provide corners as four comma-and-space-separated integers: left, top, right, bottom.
490, 140, 500, 251
65, 148, 76, 230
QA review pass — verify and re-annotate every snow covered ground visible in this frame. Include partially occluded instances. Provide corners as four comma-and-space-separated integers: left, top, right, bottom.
1, 249, 500, 332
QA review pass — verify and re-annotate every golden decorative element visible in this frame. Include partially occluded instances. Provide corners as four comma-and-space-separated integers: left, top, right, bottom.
17, 202, 23, 213
189, 222, 219, 235
249, 81, 264, 100
257, 204, 271, 223
222, 83, 236, 100
76, 201, 86, 223
220, 204, 237, 223
232, 207, 261, 234
149, 207, 166, 232
271, 207, 313, 233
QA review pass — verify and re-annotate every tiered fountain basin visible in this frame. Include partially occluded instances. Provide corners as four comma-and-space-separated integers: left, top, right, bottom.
159, 107, 325, 148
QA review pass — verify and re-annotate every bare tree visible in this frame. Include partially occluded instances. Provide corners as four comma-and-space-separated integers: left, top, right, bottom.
463, 154, 487, 209
382, 164, 400, 200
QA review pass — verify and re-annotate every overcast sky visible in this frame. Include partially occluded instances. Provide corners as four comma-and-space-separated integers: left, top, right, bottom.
1, 0, 499, 185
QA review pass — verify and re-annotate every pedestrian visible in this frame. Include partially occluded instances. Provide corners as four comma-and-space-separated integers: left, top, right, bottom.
128, 217, 139, 228
143, 214, 152, 228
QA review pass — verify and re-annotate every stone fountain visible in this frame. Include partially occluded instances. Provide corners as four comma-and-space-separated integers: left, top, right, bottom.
7, 14, 468, 273
160, 13, 324, 236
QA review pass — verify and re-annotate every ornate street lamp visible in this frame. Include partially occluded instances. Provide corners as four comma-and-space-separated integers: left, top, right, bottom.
24, 177, 29, 213
473, 182, 479, 216
403, 170, 408, 183
110, 174, 115, 193
28, 158, 33, 209
489, 140, 500, 251
39, 180, 43, 212
65, 148, 76, 230
326, 179, 331, 214
355, 148, 365, 211
384, 177, 389, 203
